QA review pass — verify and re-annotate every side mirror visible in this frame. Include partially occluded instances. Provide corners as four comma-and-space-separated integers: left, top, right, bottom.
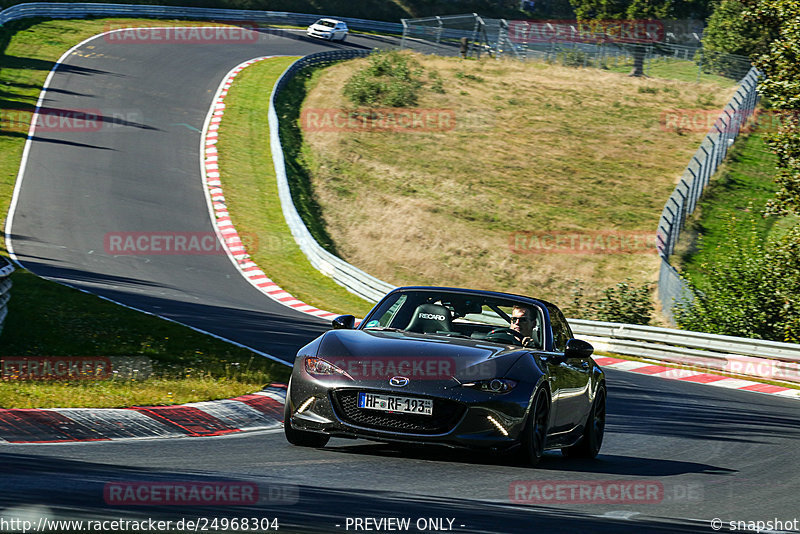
565, 338, 594, 359
331, 315, 356, 330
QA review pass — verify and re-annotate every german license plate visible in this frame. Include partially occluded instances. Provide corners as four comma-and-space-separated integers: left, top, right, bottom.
358, 392, 433, 416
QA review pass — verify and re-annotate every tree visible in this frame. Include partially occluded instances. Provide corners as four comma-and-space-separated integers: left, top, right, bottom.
678, 0, 800, 343
701, 0, 772, 76
742, 0, 800, 216
675, 220, 800, 342
703, 0, 772, 57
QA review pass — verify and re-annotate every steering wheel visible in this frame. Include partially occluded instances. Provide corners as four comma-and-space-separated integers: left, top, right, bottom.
485, 327, 524, 346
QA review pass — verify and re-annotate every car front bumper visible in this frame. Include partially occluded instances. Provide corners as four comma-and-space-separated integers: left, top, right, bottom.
287, 382, 536, 450
307, 29, 335, 39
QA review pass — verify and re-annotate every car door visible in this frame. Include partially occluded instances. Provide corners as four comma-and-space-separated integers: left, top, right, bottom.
546, 305, 592, 434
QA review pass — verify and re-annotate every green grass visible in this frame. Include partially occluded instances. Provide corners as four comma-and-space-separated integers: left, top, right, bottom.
676, 129, 798, 289
0, 270, 290, 408
214, 58, 374, 317
0, 18, 297, 409
603, 55, 741, 86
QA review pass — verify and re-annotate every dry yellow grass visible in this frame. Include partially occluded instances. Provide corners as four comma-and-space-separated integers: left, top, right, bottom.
299, 53, 735, 314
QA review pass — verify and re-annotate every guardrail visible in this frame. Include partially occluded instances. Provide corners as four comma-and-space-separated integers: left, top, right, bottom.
0, 3, 404, 34
569, 319, 800, 384
0, 257, 14, 334
268, 50, 397, 303
656, 67, 761, 322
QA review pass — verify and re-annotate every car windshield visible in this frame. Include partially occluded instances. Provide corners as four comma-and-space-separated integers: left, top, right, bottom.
316, 20, 336, 28
361, 289, 545, 349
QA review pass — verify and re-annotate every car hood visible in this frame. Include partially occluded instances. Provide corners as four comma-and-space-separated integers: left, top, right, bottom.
316, 329, 527, 384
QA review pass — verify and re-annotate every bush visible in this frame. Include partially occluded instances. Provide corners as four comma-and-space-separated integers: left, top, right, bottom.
675, 219, 800, 343
567, 280, 654, 325
343, 51, 423, 107
558, 49, 592, 68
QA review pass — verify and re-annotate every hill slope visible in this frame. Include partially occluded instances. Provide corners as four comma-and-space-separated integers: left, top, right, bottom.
297, 54, 735, 314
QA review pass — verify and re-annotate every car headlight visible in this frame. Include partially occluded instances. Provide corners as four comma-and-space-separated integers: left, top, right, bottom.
304, 357, 352, 378
462, 378, 518, 394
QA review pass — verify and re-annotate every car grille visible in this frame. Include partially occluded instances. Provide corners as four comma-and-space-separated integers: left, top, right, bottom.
331, 390, 466, 435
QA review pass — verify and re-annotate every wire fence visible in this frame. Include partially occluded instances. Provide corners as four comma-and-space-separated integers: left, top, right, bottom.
401, 13, 752, 82
519, 42, 751, 82
656, 67, 760, 322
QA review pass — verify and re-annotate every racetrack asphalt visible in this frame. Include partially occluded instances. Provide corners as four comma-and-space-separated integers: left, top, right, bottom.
6, 29, 395, 362
3, 367, 800, 533
3, 27, 800, 534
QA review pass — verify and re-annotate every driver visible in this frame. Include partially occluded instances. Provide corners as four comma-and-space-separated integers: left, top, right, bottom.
510, 305, 537, 348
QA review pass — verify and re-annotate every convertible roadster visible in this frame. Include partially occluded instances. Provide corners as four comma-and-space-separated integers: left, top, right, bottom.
284, 286, 605, 465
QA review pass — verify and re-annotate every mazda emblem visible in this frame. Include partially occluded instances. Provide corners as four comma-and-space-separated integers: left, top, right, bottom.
389, 376, 409, 387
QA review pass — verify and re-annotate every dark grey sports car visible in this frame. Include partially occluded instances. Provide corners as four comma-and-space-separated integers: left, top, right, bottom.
284, 286, 606, 465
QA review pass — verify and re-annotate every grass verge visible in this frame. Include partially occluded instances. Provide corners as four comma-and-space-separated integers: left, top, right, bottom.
214, 57, 374, 318
0, 270, 290, 408
0, 18, 297, 408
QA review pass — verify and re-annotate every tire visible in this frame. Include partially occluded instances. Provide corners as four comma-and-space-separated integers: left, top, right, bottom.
284, 399, 330, 448
562, 383, 606, 459
520, 388, 550, 466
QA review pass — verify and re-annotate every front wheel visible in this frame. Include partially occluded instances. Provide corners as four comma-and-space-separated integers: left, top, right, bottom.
520, 388, 550, 466
562, 383, 605, 458
284, 400, 330, 448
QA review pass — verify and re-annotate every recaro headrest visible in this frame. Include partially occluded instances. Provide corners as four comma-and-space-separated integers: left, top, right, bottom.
404, 303, 453, 334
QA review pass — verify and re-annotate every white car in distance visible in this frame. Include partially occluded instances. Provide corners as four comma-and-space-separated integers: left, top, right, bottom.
306, 18, 348, 41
